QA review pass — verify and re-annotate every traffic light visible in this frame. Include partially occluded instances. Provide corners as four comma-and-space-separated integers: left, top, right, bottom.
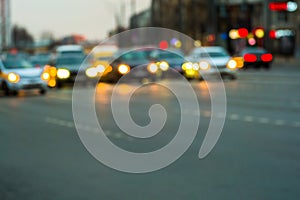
229, 28, 248, 39
254, 28, 265, 38
269, 1, 298, 12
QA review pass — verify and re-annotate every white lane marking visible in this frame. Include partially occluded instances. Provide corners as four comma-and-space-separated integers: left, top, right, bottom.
202, 110, 211, 118
292, 122, 300, 128
114, 132, 123, 139
66, 122, 74, 128
244, 116, 254, 122
229, 114, 240, 120
274, 120, 285, 126
47, 94, 72, 101
45, 117, 131, 140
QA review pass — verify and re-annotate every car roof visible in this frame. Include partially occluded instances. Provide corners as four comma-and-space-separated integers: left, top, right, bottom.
56, 45, 84, 52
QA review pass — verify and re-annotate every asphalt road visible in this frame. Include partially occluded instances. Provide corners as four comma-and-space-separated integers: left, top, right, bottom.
0, 65, 300, 200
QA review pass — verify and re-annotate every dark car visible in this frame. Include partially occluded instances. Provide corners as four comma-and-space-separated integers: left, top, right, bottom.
52, 55, 88, 87
240, 47, 273, 69
149, 49, 185, 74
101, 48, 155, 83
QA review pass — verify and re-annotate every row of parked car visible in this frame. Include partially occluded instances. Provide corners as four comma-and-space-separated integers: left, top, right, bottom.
0, 44, 273, 96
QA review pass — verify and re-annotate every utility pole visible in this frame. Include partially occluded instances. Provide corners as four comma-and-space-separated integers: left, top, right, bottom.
0, 0, 5, 50
0, 0, 11, 50
263, 0, 272, 51
131, 0, 136, 17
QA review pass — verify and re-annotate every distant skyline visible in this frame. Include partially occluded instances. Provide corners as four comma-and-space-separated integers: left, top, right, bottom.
11, 0, 151, 41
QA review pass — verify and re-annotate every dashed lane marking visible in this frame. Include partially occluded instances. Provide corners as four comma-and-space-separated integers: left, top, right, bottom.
244, 116, 254, 122
257, 117, 270, 124
229, 114, 240, 121
45, 117, 131, 141
274, 120, 285, 126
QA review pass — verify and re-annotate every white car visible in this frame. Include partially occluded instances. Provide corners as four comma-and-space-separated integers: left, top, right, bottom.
55, 45, 85, 56
184, 46, 239, 80
0, 57, 48, 96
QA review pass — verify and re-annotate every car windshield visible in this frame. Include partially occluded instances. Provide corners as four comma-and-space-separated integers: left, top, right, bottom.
56, 56, 85, 65
243, 48, 267, 54
2, 59, 34, 69
119, 51, 149, 61
202, 51, 229, 57
157, 52, 183, 59
30, 55, 51, 65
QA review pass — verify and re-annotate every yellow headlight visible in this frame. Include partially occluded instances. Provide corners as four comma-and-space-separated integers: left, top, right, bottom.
49, 67, 57, 77
147, 63, 158, 74
48, 80, 56, 88
41, 72, 50, 81
227, 59, 237, 69
85, 68, 98, 78
199, 61, 210, 70
118, 64, 130, 75
8, 73, 20, 83
182, 62, 193, 70
159, 61, 169, 71
57, 69, 70, 79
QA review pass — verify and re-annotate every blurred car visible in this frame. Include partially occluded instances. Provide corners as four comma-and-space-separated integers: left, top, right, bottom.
0, 56, 48, 95
29, 53, 51, 67
84, 47, 118, 80
149, 49, 185, 74
52, 55, 88, 87
183, 46, 241, 80
55, 45, 85, 57
240, 47, 273, 69
100, 48, 155, 83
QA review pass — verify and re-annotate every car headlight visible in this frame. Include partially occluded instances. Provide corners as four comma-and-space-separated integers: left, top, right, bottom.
193, 63, 200, 70
8, 73, 20, 83
199, 61, 210, 70
41, 72, 50, 81
182, 62, 193, 70
118, 64, 130, 75
159, 61, 169, 71
95, 64, 106, 73
227, 59, 237, 69
85, 67, 98, 78
48, 80, 56, 88
147, 63, 159, 74
57, 69, 70, 79
49, 67, 57, 77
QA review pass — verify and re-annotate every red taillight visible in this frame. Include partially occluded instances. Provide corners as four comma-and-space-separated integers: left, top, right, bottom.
269, 30, 276, 39
244, 54, 257, 62
261, 53, 273, 62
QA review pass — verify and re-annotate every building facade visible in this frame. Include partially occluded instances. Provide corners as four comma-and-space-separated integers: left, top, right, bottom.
128, 0, 298, 54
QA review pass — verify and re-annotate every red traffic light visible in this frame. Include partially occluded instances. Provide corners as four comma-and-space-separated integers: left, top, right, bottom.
269, 2, 287, 11
269, 30, 277, 39
238, 28, 248, 38
269, 1, 298, 12
159, 40, 169, 50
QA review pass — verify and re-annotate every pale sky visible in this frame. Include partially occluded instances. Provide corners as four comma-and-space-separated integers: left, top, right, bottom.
11, 0, 151, 41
